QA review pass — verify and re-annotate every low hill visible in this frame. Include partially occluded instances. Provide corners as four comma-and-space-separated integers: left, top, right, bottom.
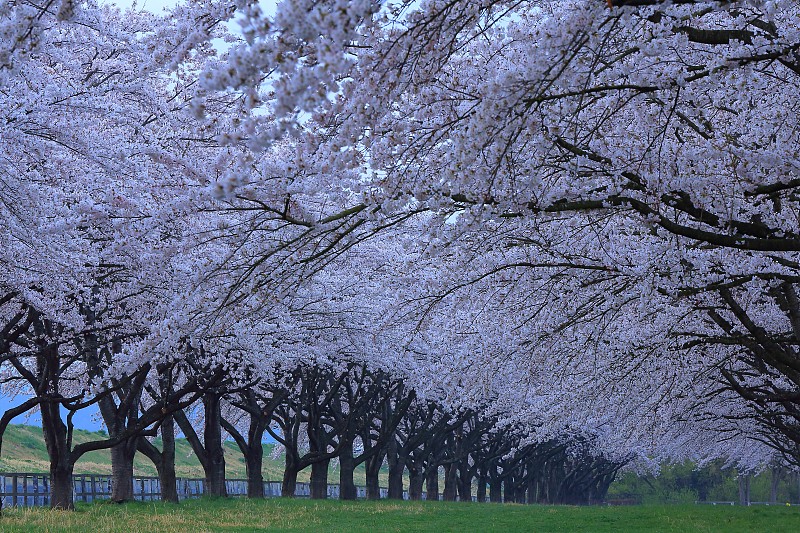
0, 423, 385, 485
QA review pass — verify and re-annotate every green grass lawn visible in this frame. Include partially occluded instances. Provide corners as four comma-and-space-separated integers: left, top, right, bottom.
1, 498, 798, 532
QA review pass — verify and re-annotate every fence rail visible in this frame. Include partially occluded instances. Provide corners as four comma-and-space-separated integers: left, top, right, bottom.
0, 473, 419, 508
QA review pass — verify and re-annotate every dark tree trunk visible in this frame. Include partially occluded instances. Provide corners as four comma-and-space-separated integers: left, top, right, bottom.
310, 458, 330, 499
203, 393, 227, 497
443, 463, 458, 501
503, 477, 515, 504
738, 473, 751, 506
50, 462, 75, 510
489, 472, 502, 503
457, 460, 472, 502
137, 415, 178, 503
159, 415, 179, 503
770, 467, 782, 504
365, 452, 383, 500
244, 419, 266, 499
526, 472, 537, 504
516, 477, 527, 504
387, 439, 404, 499
387, 463, 405, 499
282, 453, 299, 497
339, 440, 357, 500
408, 464, 424, 500
387, 461, 405, 500
222, 413, 267, 499
426, 466, 440, 501
41, 397, 74, 510
110, 439, 137, 502
476, 471, 487, 503
245, 448, 265, 498
97, 375, 144, 505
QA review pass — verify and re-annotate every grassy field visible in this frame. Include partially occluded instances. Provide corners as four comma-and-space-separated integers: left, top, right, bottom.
0, 424, 390, 485
0, 498, 798, 532
0, 424, 278, 479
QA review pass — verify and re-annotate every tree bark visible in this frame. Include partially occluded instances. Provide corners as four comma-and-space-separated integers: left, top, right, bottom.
738, 473, 751, 506
282, 452, 299, 497
386, 438, 405, 499
457, 460, 472, 502
770, 467, 782, 504
339, 440, 357, 500
41, 397, 75, 510
242, 451, 263, 499
408, 464, 424, 500
489, 471, 502, 503
110, 439, 137, 502
50, 462, 75, 510
426, 466, 440, 501
387, 463, 405, 499
244, 421, 266, 499
526, 472, 537, 504
310, 458, 330, 499
364, 451, 383, 500
245, 447, 265, 498
476, 471, 487, 503
159, 415, 179, 503
503, 477, 516, 504
203, 392, 227, 497
137, 415, 178, 503
443, 463, 458, 501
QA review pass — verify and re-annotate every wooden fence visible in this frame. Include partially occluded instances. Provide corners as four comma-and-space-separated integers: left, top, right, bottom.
0, 473, 402, 508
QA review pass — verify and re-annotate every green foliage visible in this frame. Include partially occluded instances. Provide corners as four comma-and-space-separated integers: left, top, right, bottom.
608, 461, 800, 504
2, 498, 799, 532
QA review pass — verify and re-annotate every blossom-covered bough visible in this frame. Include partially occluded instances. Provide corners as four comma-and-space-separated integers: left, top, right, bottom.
213, 0, 800, 471
0, 0, 244, 509
3, 0, 800, 511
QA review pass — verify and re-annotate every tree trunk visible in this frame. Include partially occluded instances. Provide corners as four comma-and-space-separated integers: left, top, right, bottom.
526, 473, 538, 504
245, 447, 265, 498
203, 393, 227, 497
476, 471, 487, 503
41, 398, 74, 510
339, 440, 357, 500
489, 471, 502, 503
516, 476, 527, 504
426, 465, 440, 501
310, 458, 330, 499
282, 453, 299, 497
50, 463, 75, 510
386, 439, 404, 499
365, 452, 383, 500
503, 477, 515, 504
137, 416, 178, 503
443, 463, 458, 501
110, 439, 136, 502
159, 415, 178, 503
408, 465, 424, 501
457, 460, 472, 502
738, 473, 751, 506
770, 467, 782, 504
387, 459, 405, 499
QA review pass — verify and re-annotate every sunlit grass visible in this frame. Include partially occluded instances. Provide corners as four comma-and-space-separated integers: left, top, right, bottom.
1, 498, 799, 532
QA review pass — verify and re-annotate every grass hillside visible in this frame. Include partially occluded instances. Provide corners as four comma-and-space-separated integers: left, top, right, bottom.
0, 424, 387, 486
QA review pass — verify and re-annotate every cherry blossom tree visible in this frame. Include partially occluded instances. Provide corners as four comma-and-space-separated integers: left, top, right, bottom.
208, 0, 800, 470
